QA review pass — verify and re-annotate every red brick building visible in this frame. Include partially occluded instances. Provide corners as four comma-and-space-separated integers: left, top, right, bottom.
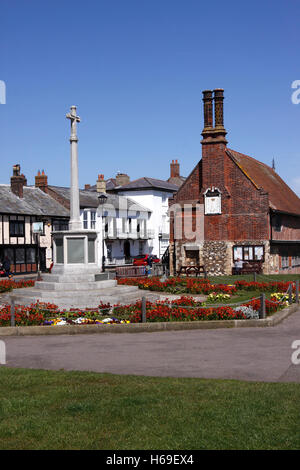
169, 89, 300, 275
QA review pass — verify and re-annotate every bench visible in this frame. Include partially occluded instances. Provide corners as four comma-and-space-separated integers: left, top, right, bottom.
232, 262, 262, 275
115, 265, 146, 279
177, 265, 207, 278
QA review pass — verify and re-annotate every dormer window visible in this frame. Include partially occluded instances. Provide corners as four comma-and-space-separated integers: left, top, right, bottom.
204, 187, 221, 215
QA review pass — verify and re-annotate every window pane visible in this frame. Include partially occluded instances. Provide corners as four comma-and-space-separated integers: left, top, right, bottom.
26, 247, 36, 263
53, 219, 69, 231
83, 212, 88, 229
254, 246, 264, 260
90, 212, 96, 229
107, 243, 112, 261
3, 248, 14, 263
233, 246, 242, 260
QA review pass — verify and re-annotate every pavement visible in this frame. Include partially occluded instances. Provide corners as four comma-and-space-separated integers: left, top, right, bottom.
1, 307, 300, 383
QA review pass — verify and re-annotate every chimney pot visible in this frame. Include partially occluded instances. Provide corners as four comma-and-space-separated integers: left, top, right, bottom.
97, 174, 106, 193
202, 90, 213, 130
35, 168, 48, 193
213, 88, 225, 129
201, 88, 227, 145
11, 165, 27, 198
170, 160, 180, 178
116, 173, 130, 187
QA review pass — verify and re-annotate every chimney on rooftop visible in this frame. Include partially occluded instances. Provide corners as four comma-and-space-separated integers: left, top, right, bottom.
84, 184, 91, 190
201, 88, 227, 145
96, 174, 106, 193
170, 159, 180, 178
116, 172, 130, 187
35, 169, 48, 193
11, 164, 27, 198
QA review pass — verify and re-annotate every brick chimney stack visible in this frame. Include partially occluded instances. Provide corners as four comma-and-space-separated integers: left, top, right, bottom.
96, 174, 106, 193
116, 172, 130, 187
213, 88, 227, 143
201, 88, 227, 145
201, 88, 228, 195
35, 169, 48, 193
202, 90, 213, 131
11, 164, 27, 198
170, 159, 180, 178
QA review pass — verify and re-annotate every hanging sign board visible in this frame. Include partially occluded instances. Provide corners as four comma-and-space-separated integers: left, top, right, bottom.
33, 222, 44, 234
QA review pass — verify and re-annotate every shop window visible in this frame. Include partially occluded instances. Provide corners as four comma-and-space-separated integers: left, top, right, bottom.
15, 247, 25, 264
26, 247, 36, 263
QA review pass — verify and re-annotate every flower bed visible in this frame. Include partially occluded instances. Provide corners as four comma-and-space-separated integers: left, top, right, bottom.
0, 301, 129, 327
0, 279, 35, 293
234, 280, 294, 292
118, 277, 236, 295
0, 293, 285, 327
109, 295, 282, 323
118, 277, 295, 296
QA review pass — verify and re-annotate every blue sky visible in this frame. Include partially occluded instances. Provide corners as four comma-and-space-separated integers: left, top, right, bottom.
1, 0, 300, 195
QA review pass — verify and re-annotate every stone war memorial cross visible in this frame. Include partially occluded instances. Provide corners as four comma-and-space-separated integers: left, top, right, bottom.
66, 106, 81, 231
50, 105, 99, 274
6, 105, 140, 308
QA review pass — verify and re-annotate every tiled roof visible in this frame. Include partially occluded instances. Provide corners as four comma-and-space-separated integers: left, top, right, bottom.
227, 149, 300, 215
112, 177, 179, 192
167, 175, 186, 187
0, 185, 69, 217
48, 186, 151, 212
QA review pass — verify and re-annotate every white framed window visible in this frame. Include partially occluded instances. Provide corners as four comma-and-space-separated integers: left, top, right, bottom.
233, 245, 264, 261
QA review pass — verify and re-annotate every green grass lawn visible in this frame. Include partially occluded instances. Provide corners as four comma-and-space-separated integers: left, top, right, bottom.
207, 290, 267, 304
0, 368, 299, 450
208, 273, 300, 284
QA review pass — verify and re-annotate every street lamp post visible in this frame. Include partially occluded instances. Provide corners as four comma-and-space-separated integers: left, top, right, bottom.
98, 193, 108, 272
158, 232, 162, 259
33, 220, 45, 280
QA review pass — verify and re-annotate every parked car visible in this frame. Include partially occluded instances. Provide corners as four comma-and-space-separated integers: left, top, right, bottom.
133, 254, 160, 266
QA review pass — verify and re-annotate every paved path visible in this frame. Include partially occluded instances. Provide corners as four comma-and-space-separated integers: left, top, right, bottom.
1, 310, 300, 383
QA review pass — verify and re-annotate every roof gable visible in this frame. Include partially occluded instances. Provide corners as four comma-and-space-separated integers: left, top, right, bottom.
227, 149, 300, 215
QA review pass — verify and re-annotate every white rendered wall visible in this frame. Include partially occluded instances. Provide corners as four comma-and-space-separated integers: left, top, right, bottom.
118, 189, 172, 258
